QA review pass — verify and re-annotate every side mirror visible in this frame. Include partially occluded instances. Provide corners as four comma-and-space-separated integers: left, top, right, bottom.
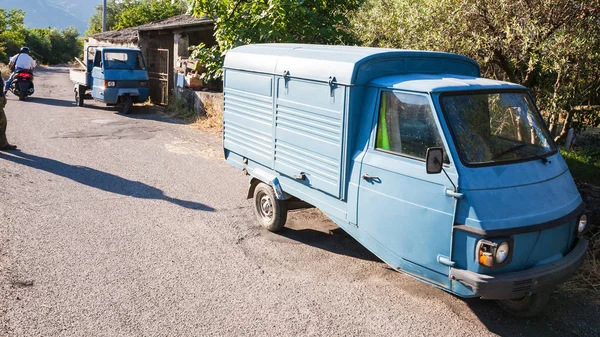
426, 147, 443, 174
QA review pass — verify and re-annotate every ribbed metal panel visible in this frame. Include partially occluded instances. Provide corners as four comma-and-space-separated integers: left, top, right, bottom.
223, 70, 274, 168
274, 79, 345, 197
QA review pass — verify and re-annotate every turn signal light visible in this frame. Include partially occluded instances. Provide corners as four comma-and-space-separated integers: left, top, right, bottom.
479, 252, 494, 267
477, 239, 511, 268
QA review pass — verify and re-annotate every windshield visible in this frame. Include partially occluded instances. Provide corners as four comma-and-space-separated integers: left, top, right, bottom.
441, 91, 556, 166
103, 51, 146, 70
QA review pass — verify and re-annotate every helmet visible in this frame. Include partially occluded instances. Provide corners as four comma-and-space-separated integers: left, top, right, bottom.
20, 47, 30, 54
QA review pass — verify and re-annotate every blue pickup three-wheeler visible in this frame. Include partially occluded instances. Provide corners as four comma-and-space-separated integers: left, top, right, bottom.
221, 44, 590, 317
70, 46, 149, 114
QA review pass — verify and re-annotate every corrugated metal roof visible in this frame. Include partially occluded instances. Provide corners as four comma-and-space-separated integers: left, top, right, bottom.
137, 14, 213, 31
90, 14, 214, 43
90, 27, 139, 44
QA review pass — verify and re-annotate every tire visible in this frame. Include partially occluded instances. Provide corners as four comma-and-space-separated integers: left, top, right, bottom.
496, 291, 551, 318
253, 182, 287, 232
75, 85, 85, 107
18, 89, 25, 101
119, 96, 133, 114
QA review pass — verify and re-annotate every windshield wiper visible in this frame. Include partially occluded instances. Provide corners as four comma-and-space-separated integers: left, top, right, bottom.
492, 143, 549, 164
492, 144, 527, 160
519, 146, 550, 164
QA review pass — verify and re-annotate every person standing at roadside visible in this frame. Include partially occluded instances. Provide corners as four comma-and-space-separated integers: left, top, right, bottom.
0, 76, 17, 151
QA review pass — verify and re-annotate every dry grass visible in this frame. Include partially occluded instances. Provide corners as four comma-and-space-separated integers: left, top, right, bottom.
0, 63, 11, 80
562, 181, 600, 296
563, 238, 600, 297
191, 92, 223, 133
579, 238, 600, 290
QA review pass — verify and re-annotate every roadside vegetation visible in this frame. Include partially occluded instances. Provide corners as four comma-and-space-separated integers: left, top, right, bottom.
165, 93, 223, 133
0, 9, 82, 65
86, 0, 188, 35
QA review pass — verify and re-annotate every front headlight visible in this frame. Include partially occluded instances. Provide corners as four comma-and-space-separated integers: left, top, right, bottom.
578, 214, 588, 233
495, 241, 510, 264
477, 239, 511, 268
105, 81, 116, 88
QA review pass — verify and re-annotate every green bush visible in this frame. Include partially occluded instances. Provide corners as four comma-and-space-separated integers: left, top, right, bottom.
562, 144, 600, 186
0, 9, 82, 65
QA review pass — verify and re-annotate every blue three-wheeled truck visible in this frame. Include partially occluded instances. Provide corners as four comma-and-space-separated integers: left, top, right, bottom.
70, 46, 150, 114
222, 44, 589, 317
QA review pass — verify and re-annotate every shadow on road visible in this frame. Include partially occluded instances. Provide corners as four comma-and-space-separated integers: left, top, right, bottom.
17, 96, 76, 107
464, 290, 600, 336
278, 226, 381, 262
0, 150, 214, 211
278, 210, 600, 336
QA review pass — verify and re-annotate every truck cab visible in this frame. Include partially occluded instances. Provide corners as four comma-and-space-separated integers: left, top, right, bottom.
222, 44, 589, 317
71, 46, 150, 114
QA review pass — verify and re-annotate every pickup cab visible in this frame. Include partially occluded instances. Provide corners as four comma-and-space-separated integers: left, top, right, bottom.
222, 44, 590, 317
70, 46, 149, 114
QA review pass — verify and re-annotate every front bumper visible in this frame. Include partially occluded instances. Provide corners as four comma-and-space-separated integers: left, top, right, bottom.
450, 239, 588, 299
100, 88, 149, 104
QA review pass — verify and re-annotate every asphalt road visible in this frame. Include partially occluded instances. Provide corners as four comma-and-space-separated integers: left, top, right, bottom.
0, 68, 598, 337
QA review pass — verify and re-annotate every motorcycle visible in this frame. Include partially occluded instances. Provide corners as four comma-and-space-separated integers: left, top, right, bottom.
10, 69, 35, 101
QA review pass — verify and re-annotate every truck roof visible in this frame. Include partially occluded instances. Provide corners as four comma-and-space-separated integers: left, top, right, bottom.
224, 44, 480, 85
95, 46, 141, 52
370, 74, 526, 93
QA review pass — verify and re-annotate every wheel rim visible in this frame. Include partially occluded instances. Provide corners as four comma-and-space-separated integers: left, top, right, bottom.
257, 192, 274, 221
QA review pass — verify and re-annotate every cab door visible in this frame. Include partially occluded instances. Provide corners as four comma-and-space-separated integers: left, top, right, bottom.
91, 50, 105, 100
357, 90, 459, 277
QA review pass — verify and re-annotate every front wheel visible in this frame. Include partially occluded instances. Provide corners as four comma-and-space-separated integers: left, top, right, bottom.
119, 96, 133, 114
253, 182, 287, 232
496, 291, 551, 318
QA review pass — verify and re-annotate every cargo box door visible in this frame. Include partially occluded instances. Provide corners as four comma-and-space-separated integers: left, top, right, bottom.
274, 78, 346, 198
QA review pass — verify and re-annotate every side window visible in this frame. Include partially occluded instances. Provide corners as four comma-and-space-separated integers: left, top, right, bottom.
93, 51, 102, 68
376, 91, 447, 162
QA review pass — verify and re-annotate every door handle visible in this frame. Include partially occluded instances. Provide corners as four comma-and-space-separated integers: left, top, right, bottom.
362, 174, 380, 181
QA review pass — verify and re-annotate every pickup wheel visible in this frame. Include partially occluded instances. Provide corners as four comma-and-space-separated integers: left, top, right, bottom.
253, 182, 287, 232
496, 291, 551, 318
119, 96, 133, 114
75, 85, 85, 107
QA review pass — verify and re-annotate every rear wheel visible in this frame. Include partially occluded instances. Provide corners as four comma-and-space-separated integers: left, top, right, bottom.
496, 291, 551, 318
253, 183, 287, 232
75, 85, 85, 107
18, 88, 25, 101
119, 95, 133, 114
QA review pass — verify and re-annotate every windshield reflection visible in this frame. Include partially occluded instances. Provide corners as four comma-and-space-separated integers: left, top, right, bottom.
441, 92, 555, 166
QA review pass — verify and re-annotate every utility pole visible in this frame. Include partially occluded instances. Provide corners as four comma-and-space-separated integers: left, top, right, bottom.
102, 0, 107, 32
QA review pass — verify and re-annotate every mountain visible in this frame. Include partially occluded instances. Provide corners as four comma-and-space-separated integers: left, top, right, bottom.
0, 0, 97, 34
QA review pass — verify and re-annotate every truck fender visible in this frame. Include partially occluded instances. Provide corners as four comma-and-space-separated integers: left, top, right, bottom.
247, 168, 285, 200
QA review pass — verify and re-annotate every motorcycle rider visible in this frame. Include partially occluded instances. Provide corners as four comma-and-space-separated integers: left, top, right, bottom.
4, 46, 36, 95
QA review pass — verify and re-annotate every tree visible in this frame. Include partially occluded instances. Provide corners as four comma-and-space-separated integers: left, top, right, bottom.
115, 0, 188, 30
86, 0, 188, 36
0, 9, 81, 65
189, 0, 364, 82
87, 0, 129, 35
0, 9, 27, 61
350, 0, 600, 139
